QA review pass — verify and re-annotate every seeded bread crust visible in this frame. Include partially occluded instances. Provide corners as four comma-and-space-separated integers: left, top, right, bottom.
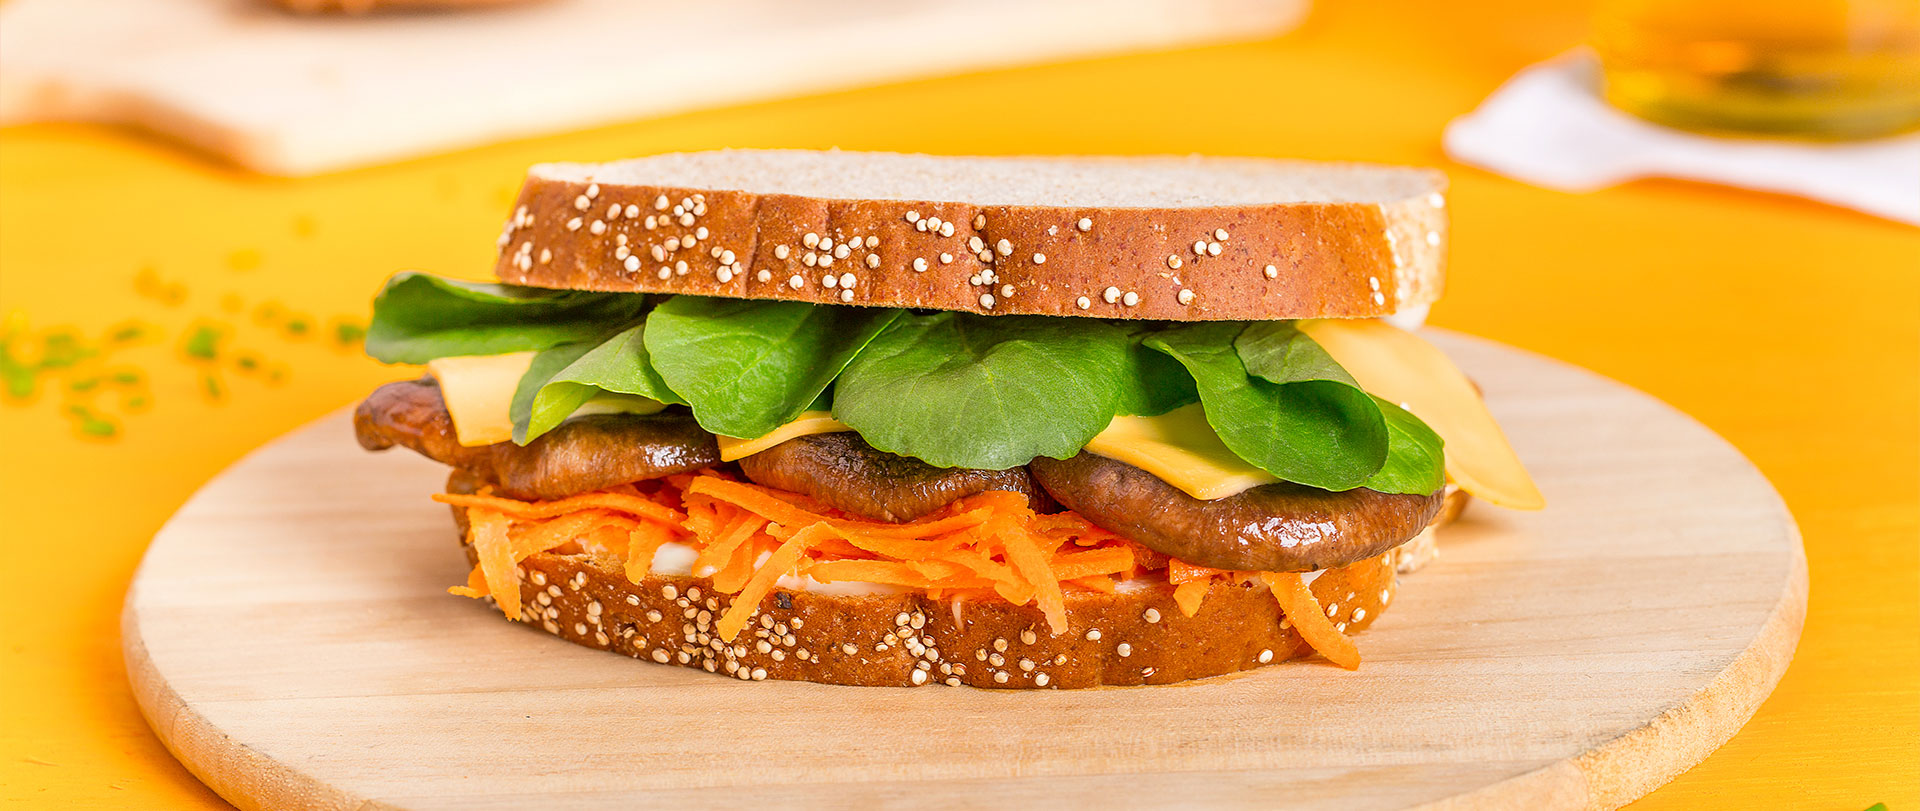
451, 505, 1403, 689
492, 151, 1447, 321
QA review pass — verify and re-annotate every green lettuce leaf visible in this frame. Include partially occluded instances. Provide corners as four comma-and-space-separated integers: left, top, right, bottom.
1234, 321, 1361, 388
1115, 324, 1200, 417
1362, 394, 1446, 494
833, 312, 1132, 469
1146, 322, 1388, 491
364, 272, 648, 364
509, 324, 683, 444
643, 297, 902, 438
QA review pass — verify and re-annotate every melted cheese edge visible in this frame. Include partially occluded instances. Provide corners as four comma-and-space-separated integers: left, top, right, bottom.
426, 352, 665, 447
716, 411, 849, 461
1084, 404, 1279, 499
1299, 318, 1545, 509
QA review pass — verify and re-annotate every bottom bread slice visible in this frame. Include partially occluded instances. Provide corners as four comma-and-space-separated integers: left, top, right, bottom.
454, 506, 1407, 688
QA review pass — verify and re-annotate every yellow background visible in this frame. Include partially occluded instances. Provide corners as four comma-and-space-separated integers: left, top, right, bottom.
2, 0, 1915, 807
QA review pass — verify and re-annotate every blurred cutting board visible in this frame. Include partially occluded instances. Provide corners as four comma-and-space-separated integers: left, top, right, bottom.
0, 0, 1306, 176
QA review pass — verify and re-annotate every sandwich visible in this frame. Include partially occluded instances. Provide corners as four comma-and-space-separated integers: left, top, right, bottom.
353, 149, 1544, 688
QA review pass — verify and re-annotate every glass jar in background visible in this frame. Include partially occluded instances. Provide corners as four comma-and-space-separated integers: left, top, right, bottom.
1593, 0, 1920, 139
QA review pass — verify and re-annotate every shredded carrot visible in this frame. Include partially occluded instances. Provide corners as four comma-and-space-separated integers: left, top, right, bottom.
445, 470, 1177, 640
1068, 575, 1117, 593
468, 508, 519, 619
1261, 572, 1361, 670
1168, 558, 1230, 585
435, 491, 684, 526
692, 512, 763, 581
448, 565, 487, 598
1172, 579, 1210, 617
1050, 547, 1135, 580
685, 477, 822, 531
710, 533, 768, 594
624, 521, 672, 585
807, 559, 938, 588
716, 523, 830, 642
513, 510, 617, 560
996, 525, 1068, 634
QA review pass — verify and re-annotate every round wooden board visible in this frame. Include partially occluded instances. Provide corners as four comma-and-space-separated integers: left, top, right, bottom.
123, 331, 1805, 811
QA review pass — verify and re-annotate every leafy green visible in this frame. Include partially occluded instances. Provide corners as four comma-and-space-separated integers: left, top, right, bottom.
834, 312, 1132, 470
509, 342, 594, 444
364, 272, 648, 364
1362, 395, 1446, 494
1146, 323, 1388, 491
510, 324, 683, 444
1234, 322, 1360, 388
643, 297, 902, 438
1114, 324, 1199, 417
1234, 322, 1443, 493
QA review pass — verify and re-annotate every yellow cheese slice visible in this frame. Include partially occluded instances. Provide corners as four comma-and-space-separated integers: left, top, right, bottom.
717, 411, 849, 461
1085, 404, 1280, 500
720, 404, 1275, 500
1299, 318, 1545, 509
427, 352, 535, 447
426, 352, 666, 447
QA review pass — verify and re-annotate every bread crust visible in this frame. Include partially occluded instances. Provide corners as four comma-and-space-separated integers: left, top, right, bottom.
492, 152, 1447, 321
452, 505, 1403, 688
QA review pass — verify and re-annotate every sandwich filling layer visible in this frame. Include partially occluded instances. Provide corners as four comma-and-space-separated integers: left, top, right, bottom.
357, 272, 1541, 671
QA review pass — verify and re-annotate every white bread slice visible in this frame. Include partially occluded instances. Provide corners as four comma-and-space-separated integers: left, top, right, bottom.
494, 150, 1448, 320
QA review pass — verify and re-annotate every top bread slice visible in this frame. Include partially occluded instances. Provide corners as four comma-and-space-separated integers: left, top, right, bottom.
492, 150, 1447, 320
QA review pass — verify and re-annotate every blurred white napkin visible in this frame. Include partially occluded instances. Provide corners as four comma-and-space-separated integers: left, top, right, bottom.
1444, 50, 1920, 226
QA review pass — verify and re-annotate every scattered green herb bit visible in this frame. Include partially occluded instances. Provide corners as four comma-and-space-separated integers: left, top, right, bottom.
835, 312, 1133, 470
184, 325, 224, 360
125, 395, 149, 410
267, 366, 288, 384
0, 341, 33, 399
203, 373, 224, 399
236, 354, 262, 372
108, 323, 146, 343
254, 302, 284, 325
1860, 805, 1887, 811
65, 405, 118, 438
68, 376, 102, 393
286, 317, 312, 336
333, 320, 367, 346
110, 370, 143, 385
364, 272, 650, 364
644, 297, 899, 438
40, 331, 93, 368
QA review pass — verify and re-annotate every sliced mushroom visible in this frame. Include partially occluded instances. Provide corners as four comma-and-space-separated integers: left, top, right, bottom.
354, 377, 720, 500
1029, 452, 1442, 572
737, 432, 1051, 522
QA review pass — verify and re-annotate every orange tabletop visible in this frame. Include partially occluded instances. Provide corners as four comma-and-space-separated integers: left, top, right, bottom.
1, 0, 1914, 807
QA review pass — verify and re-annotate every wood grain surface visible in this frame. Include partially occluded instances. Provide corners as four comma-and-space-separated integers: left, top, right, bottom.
121, 330, 1806, 810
